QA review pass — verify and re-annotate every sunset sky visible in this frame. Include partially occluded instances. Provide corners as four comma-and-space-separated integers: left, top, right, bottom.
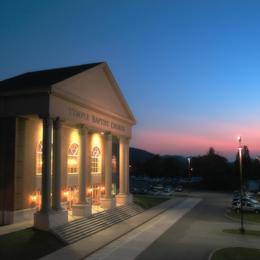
1, 0, 260, 160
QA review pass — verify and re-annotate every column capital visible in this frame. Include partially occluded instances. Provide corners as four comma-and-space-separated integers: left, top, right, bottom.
40, 116, 52, 127
119, 136, 130, 145
105, 132, 112, 141
79, 125, 88, 135
53, 117, 62, 130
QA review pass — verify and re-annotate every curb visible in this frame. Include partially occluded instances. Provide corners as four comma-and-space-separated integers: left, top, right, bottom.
208, 248, 218, 260
208, 247, 230, 260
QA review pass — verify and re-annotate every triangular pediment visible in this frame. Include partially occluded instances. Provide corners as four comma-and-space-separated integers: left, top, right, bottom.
52, 63, 136, 124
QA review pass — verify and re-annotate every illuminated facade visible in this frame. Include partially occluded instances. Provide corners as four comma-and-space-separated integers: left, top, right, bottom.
0, 62, 136, 230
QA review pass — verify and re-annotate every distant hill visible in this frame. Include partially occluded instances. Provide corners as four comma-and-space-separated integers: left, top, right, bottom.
162, 154, 187, 163
130, 148, 188, 164
129, 147, 154, 164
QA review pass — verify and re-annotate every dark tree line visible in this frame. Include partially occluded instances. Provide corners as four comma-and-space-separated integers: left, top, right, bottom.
130, 147, 260, 191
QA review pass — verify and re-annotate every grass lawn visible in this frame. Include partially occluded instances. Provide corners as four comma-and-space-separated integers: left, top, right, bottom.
0, 228, 66, 260
211, 247, 260, 260
133, 195, 169, 209
223, 229, 260, 237
226, 211, 260, 223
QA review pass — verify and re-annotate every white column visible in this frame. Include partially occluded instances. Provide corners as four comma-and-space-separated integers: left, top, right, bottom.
72, 126, 91, 217
119, 137, 126, 194
100, 133, 115, 209
51, 118, 68, 225
116, 137, 132, 205
40, 117, 52, 213
34, 117, 68, 230
125, 138, 130, 194
79, 127, 87, 203
52, 118, 62, 210
104, 133, 112, 198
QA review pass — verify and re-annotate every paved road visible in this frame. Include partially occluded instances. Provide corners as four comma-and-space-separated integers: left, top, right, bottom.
85, 197, 200, 260
136, 192, 260, 260
85, 192, 260, 260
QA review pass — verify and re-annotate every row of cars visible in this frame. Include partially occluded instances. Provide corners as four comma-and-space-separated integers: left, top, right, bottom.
231, 191, 260, 214
147, 184, 183, 196
131, 183, 183, 196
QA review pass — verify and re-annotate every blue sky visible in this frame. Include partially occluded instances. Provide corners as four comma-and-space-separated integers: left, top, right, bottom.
1, 0, 260, 159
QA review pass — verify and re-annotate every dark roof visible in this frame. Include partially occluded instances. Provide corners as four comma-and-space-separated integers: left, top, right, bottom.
0, 62, 103, 93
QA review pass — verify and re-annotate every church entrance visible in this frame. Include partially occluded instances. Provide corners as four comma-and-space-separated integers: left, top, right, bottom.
91, 184, 102, 205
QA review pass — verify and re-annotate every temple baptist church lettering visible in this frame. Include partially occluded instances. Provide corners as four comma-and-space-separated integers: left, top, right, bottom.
68, 107, 126, 132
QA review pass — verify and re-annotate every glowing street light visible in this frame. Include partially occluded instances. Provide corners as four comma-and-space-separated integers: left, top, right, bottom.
237, 135, 245, 233
187, 157, 192, 180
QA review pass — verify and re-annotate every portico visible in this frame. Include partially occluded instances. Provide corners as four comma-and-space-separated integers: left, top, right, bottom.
0, 62, 136, 230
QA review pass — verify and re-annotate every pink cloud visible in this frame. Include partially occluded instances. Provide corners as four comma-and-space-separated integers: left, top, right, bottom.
131, 121, 260, 159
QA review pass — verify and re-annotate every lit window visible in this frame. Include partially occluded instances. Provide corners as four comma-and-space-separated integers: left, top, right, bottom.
91, 146, 101, 174
68, 143, 79, 174
36, 141, 43, 175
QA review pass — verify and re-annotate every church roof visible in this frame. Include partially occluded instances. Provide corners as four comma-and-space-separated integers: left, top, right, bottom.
0, 62, 102, 92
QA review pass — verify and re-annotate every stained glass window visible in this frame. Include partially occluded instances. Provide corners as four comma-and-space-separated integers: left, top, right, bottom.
68, 143, 79, 174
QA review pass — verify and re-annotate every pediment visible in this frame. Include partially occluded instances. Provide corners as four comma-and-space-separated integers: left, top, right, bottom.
52, 63, 136, 124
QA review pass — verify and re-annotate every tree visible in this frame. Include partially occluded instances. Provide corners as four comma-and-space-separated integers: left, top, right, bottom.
144, 155, 162, 177
197, 147, 231, 190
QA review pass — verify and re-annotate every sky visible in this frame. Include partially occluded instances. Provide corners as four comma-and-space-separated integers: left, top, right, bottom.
1, 0, 260, 160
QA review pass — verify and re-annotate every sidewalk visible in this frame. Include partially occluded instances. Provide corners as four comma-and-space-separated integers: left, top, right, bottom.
0, 220, 33, 236
41, 197, 192, 260
85, 198, 201, 260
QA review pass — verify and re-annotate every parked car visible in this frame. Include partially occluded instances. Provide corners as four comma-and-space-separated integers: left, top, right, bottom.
148, 189, 160, 196
232, 197, 259, 205
232, 201, 241, 211
152, 184, 164, 191
237, 202, 260, 213
175, 185, 183, 192
161, 187, 174, 196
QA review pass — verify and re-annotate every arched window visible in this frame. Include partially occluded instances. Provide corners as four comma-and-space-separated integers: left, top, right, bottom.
68, 143, 79, 174
91, 146, 101, 174
36, 141, 43, 175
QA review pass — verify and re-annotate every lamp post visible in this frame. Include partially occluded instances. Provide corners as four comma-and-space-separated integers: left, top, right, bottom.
237, 136, 245, 233
187, 157, 191, 181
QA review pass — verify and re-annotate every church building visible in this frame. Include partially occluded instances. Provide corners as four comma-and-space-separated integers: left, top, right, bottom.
0, 62, 136, 230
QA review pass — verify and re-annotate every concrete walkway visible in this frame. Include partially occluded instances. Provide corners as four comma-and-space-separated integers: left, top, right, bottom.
0, 220, 33, 236
85, 198, 201, 260
41, 197, 191, 260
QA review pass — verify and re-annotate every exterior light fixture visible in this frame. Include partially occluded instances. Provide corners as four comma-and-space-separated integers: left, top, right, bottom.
237, 136, 245, 233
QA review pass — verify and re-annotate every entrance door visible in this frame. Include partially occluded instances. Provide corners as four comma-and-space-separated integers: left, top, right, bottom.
91, 184, 101, 205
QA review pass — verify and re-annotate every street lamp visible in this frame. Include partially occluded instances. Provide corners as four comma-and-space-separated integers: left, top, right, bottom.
187, 157, 192, 180
237, 136, 245, 233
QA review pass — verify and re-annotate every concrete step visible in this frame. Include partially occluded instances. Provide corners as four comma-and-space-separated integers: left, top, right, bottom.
61, 212, 134, 240
55, 204, 144, 243
56, 205, 142, 235
59, 207, 142, 240
53, 203, 144, 244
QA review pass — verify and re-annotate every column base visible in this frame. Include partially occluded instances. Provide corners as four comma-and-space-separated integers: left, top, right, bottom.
72, 203, 92, 217
115, 193, 133, 206
100, 197, 116, 210
34, 209, 68, 231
